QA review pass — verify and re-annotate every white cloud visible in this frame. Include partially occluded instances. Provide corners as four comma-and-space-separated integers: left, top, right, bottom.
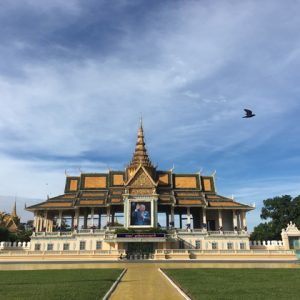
218, 176, 300, 231
0, 1, 300, 229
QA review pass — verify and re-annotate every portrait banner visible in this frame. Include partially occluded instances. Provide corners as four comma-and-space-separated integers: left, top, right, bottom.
130, 201, 151, 226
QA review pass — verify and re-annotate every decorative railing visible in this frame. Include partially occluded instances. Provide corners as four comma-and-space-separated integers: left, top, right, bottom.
154, 249, 295, 255
35, 232, 46, 236
176, 229, 248, 236
32, 232, 73, 237
94, 229, 107, 233
31, 229, 250, 239
0, 249, 126, 256
156, 249, 187, 254
44, 232, 60, 236
76, 229, 106, 234
32, 229, 250, 236
0, 241, 30, 250
250, 240, 284, 246
31, 229, 107, 237
77, 229, 91, 234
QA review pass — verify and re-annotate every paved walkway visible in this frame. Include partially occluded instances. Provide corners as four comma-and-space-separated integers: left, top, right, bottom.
110, 264, 185, 300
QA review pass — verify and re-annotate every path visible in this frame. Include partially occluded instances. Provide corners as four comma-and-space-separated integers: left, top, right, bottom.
110, 264, 185, 300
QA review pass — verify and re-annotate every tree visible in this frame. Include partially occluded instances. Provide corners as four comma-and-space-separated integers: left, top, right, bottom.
15, 230, 32, 242
250, 223, 276, 241
251, 195, 300, 241
0, 226, 10, 241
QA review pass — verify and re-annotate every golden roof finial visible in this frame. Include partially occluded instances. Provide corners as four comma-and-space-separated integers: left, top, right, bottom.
128, 116, 154, 170
11, 200, 17, 218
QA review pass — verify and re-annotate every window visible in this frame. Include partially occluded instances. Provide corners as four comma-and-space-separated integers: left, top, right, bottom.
227, 242, 233, 250
80, 241, 86, 250
47, 244, 53, 251
195, 240, 201, 249
35, 244, 41, 251
63, 243, 70, 251
96, 241, 102, 250
240, 242, 246, 250
212, 242, 218, 250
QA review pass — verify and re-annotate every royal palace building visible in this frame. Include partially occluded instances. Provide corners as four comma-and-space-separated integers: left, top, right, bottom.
27, 119, 255, 257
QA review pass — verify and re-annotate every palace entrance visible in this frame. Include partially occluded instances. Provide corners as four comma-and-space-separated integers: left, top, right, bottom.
126, 242, 154, 259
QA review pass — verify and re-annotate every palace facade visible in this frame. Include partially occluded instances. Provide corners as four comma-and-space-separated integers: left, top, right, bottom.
27, 119, 255, 256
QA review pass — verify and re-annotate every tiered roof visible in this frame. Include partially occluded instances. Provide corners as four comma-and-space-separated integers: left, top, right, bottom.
27, 170, 252, 210
27, 119, 253, 211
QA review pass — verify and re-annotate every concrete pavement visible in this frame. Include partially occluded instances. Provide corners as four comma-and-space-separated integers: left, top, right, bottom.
110, 264, 185, 300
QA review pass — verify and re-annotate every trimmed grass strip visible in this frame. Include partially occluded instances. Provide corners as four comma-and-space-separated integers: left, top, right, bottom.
0, 268, 123, 300
164, 268, 300, 300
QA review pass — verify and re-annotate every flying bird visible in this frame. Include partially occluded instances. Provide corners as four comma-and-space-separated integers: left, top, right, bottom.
243, 109, 255, 118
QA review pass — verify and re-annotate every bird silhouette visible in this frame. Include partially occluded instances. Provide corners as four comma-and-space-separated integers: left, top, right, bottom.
243, 109, 255, 118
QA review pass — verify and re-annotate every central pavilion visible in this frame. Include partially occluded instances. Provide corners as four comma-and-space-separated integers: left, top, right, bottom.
27, 118, 254, 255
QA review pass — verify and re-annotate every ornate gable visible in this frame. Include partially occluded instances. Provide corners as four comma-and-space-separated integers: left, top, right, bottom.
126, 166, 157, 196
128, 167, 156, 188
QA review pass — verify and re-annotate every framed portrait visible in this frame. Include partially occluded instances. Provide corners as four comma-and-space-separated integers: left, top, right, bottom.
130, 201, 152, 227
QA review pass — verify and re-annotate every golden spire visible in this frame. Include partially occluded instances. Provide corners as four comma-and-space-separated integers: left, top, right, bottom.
140, 112, 142, 127
129, 115, 154, 169
11, 200, 17, 218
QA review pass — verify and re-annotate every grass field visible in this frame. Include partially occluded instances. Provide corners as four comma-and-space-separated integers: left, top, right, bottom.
164, 268, 300, 300
0, 268, 123, 300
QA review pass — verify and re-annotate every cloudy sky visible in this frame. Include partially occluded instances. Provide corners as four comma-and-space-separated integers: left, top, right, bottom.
0, 0, 300, 229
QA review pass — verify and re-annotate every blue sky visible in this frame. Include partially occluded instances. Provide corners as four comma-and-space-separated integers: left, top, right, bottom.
0, 0, 300, 230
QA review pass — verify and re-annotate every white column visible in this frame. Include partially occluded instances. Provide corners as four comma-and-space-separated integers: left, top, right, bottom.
111, 211, 115, 224
237, 211, 241, 229
233, 210, 238, 230
218, 210, 223, 229
44, 211, 48, 232
38, 215, 43, 231
98, 211, 101, 229
41, 215, 45, 231
91, 208, 95, 227
74, 209, 79, 228
36, 216, 40, 231
241, 211, 247, 229
187, 207, 191, 224
58, 210, 63, 229
106, 207, 110, 225
40, 215, 44, 231
33, 212, 37, 229
202, 208, 207, 225
49, 218, 53, 232
71, 213, 74, 229
171, 206, 175, 225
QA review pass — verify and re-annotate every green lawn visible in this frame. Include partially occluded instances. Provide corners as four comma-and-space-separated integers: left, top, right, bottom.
164, 268, 300, 300
0, 268, 123, 300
